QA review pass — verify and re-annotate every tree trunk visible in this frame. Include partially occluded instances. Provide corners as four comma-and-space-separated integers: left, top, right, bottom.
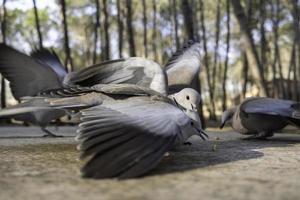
152, 0, 157, 60
117, 0, 123, 58
126, 0, 136, 57
292, 0, 300, 100
92, 0, 100, 64
212, 0, 221, 101
60, 0, 73, 72
181, 0, 194, 40
199, 0, 216, 120
230, 0, 269, 97
259, 0, 269, 79
102, 0, 110, 60
1, 0, 7, 109
172, 0, 179, 49
32, 0, 43, 49
222, 0, 230, 111
142, 0, 148, 57
272, 0, 286, 98
242, 52, 249, 99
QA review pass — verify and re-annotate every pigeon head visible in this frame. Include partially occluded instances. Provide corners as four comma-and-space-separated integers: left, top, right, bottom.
220, 107, 237, 129
183, 109, 208, 141
171, 88, 201, 111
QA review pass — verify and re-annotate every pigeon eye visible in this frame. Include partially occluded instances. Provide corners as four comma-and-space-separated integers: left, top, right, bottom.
190, 121, 194, 126
186, 95, 190, 100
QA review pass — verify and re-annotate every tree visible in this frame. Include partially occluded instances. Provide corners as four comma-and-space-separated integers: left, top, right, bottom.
1, 0, 7, 109
142, 0, 148, 57
199, 0, 216, 120
92, 0, 100, 64
222, 0, 231, 111
152, 0, 157, 60
271, 0, 285, 98
172, 0, 179, 49
102, 0, 110, 60
231, 0, 269, 97
117, 0, 123, 58
32, 0, 43, 48
126, 0, 136, 56
60, 0, 73, 72
211, 0, 221, 105
181, 0, 194, 39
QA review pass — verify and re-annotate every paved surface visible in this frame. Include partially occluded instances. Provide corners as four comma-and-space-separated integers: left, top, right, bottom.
0, 126, 299, 200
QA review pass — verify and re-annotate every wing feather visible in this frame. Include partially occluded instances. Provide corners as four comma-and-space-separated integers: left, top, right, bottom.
77, 97, 189, 179
0, 44, 62, 99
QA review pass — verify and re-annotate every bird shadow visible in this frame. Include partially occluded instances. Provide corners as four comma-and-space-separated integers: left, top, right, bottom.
149, 132, 300, 177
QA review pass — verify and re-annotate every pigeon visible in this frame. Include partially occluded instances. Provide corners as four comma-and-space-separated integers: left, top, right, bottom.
0, 43, 67, 99
0, 40, 202, 136
0, 44, 68, 136
220, 97, 300, 139
34, 83, 207, 178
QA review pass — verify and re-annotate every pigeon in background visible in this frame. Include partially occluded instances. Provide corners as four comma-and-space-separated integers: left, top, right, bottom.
0, 43, 67, 100
0, 44, 68, 136
220, 97, 300, 139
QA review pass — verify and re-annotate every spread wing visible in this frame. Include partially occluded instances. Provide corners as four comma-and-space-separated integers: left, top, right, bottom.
76, 97, 190, 179
64, 57, 168, 95
242, 97, 300, 119
164, 40, 201, 94
0, 43, 62, 100
31, 48, 67, 81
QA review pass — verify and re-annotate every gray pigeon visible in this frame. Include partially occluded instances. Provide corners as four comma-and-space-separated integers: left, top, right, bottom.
0, 44, 67, 99
0, 41, 202, 136
0, 43, 68, 136
220, 97, 300, 139
36, 83, 207, 178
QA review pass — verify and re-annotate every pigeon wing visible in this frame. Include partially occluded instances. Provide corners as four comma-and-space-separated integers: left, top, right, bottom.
242, 97, 300, 119
31, 48, 67, 81
65, 57, 167, 95
0, 43, 62, 100
164, 40, 201, 94
77, 97, 190, 179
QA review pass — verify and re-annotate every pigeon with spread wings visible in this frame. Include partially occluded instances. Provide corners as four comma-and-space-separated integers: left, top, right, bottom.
40, 83, 207, 178
0, 41, 202, 136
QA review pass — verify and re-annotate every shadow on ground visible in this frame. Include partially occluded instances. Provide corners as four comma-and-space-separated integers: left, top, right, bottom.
151, 131, 300, 176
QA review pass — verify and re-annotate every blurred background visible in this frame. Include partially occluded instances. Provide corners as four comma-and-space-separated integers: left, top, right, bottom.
0, 0, 299, 122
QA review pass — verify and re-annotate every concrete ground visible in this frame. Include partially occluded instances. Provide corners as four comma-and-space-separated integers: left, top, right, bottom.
0, 126, 299, 200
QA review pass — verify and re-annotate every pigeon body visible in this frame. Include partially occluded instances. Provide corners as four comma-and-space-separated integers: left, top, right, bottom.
221, 97, 300, 139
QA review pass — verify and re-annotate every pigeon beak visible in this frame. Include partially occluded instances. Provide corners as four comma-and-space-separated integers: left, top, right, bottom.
190, 104, 198, 112
195, 126, 209, 140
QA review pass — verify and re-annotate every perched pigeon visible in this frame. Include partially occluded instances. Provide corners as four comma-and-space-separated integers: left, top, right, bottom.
220, 97, 300, 139
0, 41, 202, 136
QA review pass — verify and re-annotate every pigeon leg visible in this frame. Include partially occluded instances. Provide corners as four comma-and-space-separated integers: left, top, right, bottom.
41, 127, 63, 138
243, 131, 274, 140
